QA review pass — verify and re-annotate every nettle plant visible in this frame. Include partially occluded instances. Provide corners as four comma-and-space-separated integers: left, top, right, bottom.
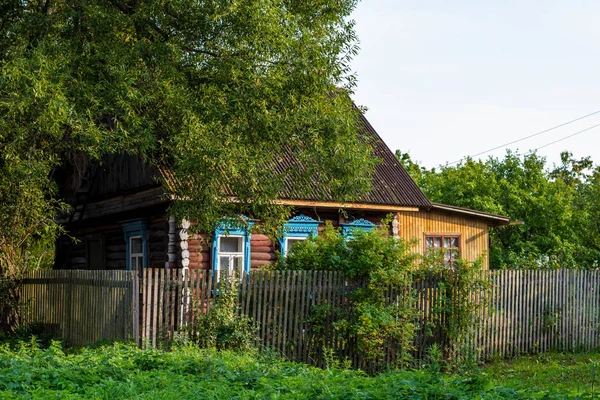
278, 221, 419, 367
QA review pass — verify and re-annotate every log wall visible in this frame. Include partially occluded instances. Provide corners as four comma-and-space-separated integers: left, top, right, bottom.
185, 209, 392, 270
63, 215, 168, 270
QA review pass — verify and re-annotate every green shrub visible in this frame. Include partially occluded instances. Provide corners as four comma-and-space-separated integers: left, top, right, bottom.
277, 222, 419, 367
187, 276, 258, 351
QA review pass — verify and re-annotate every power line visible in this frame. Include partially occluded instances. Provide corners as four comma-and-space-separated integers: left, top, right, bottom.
532, 123, 600, 152
447, 109, 600, 165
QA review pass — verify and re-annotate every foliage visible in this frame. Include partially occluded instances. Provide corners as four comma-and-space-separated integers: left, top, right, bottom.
483, 350, 600, 395
0, 0, 376, 270
420, 252, 492, 370
279, 222, 494, 371
188, 276, 258, 352
0, 340, 595, 399
277, 222, 419, 367
397, 149, 600, 269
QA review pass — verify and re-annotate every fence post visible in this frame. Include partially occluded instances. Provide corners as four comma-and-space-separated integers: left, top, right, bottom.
132, 270, 140, 345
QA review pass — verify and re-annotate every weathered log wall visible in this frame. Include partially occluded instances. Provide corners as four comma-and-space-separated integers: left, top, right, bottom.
61, 215, 168, 270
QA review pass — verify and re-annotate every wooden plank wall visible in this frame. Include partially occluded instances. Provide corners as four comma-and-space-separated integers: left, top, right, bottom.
396, 209, 490, 269
19, 270, 137, 347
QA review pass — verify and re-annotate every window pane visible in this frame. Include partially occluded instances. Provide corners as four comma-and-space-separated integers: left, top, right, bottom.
450, 237, 459, 248
287, 238, 304, 252
131, 255, 143, 270
131, 237, 143, 254
219, 256, 230, 270
426, 237, 433, 247
220, 236, 242, 253
233, 256, 244, 274
450, 248, 458, 260
433, 237, 441, 248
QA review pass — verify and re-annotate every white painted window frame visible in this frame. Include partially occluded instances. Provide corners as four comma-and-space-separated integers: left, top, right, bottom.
283, 236, 307, 257
216, 234, 245, 280
129, 235, 144, 271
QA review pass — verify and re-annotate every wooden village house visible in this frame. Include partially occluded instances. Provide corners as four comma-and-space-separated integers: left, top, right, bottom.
54, 113, 509, 274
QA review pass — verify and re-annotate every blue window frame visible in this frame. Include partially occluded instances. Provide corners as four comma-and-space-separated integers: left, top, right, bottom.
122, 219, 148, 271
279, 214, 320, 256
212, 218, 254, 278
340, 218, 376, 239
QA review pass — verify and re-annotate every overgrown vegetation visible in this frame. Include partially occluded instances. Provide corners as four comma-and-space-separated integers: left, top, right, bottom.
0, 340, 595, 399
419, 253, 492, 370
398, 150, 600, 269
276, 222, 489, 371
483, 351, 600, 395
277, 222, 418, 368
186, 276, 258, 351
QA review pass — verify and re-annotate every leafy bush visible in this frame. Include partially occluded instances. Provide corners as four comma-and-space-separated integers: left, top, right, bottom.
276, 222, 419, 367
187, 276, 258, 351
277, 221, 492, 371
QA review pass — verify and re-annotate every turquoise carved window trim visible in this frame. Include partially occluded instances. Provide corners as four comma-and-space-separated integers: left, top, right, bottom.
340, 218, 376, 239
279, 214, 320, 256
212, 217, 254, 276
122, 219, 148, 271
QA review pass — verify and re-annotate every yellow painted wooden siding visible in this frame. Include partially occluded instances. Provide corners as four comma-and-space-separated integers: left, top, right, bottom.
396, 210, 490, 269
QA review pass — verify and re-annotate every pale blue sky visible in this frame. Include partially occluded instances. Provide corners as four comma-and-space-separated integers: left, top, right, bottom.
350, 0, 600, 169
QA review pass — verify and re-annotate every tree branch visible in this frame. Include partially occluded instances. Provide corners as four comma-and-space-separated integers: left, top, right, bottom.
107, 0, 135, 15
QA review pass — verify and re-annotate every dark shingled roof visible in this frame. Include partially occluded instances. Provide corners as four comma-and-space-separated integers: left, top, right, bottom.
272, 112, 432, 208
160, 110, 432, 209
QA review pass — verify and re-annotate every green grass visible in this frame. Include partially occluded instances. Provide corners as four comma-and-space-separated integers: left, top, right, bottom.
0, 339, 597, 399
483, 351, 600, 394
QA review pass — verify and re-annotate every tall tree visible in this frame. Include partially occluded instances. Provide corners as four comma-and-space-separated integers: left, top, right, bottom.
0, 0, 375, 277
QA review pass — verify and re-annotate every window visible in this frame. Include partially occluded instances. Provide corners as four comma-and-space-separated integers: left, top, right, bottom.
122, 219, 147, 271
285, 237, 305, 253
425, 234, 460, 266
212, 218, 253, 279
130, 236, 144, 271
217, 235, 245, 279
340, 218, 376, 240
279, 214, 320, 257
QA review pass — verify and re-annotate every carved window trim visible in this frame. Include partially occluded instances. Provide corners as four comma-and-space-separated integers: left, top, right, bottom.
340, 218, 376, 239
212, 217, 254, 277
279, 214, 320, 257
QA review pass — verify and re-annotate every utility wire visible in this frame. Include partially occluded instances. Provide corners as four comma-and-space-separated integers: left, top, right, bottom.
533, 123, 600, 151
448, 109, 600, 165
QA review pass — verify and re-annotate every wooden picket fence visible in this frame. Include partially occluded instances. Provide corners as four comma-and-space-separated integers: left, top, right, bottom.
18, 270, 137, 346
139, 268, 427, 370
13, 268, 600, 365
478, 269, 600, 359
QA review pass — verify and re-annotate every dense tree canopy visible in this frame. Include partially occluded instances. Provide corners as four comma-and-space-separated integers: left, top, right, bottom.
0, 0, 375, 276
397, 150, 600, 269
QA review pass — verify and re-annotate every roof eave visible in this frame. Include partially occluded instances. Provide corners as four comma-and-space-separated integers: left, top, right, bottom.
429, 202, 510, 226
